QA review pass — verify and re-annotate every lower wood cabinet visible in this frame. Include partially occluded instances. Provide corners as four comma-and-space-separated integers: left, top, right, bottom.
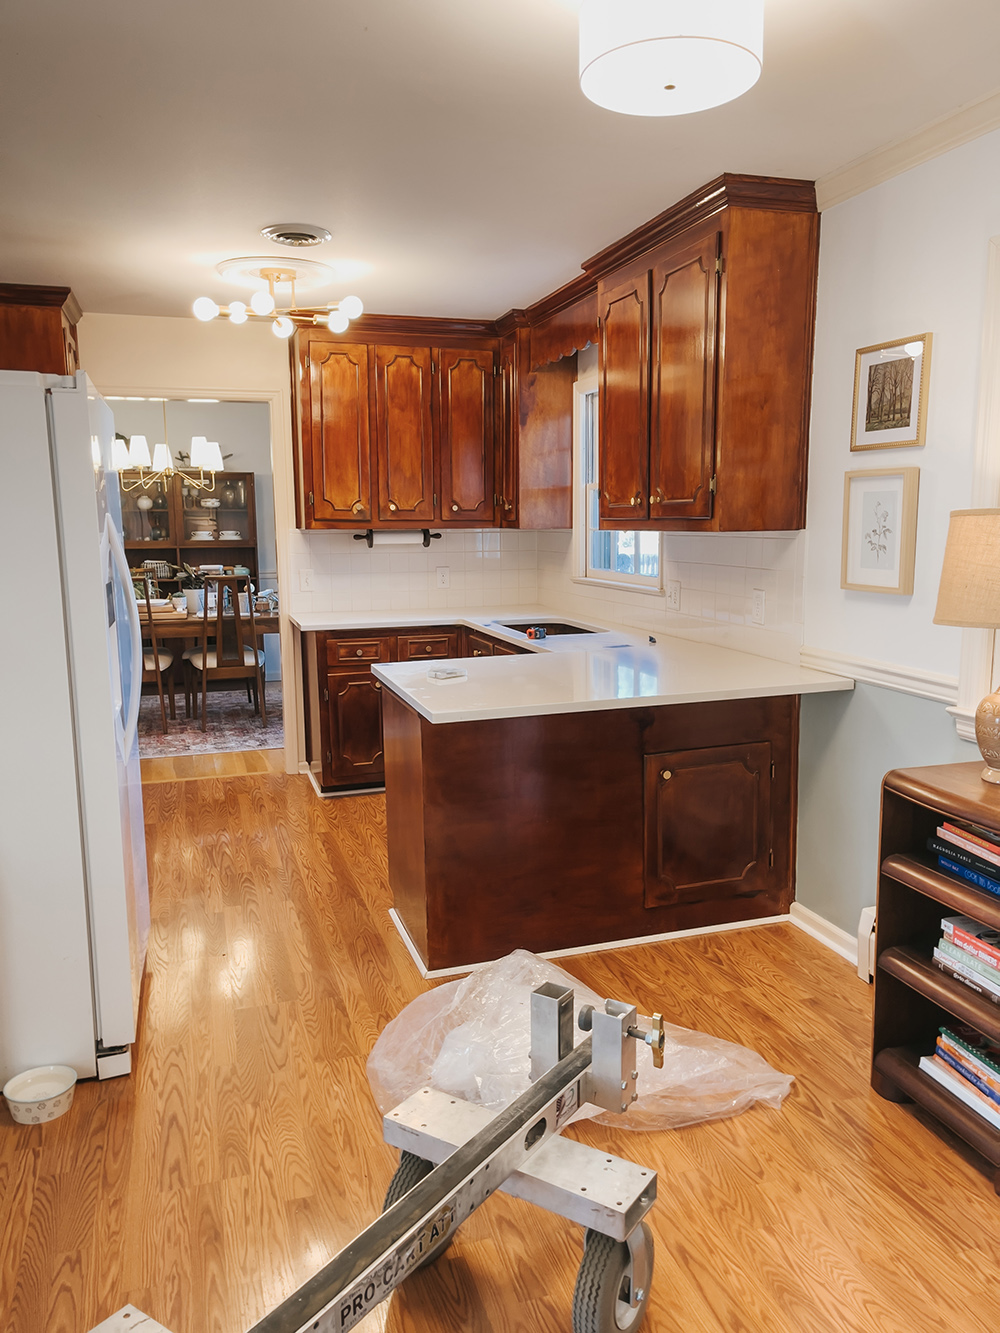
305, 626, 462, 792
383, 690, 797, 970
643, 742, 774, 908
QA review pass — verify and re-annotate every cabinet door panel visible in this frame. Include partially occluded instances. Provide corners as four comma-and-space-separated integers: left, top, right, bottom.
463, 631, 494, 658
439, 348, 495, 525
374, 345, 435, 524
644, 742, 772, 908
498, 334, 519, 526
598, 268, 650, 523
649, 233, 719, 520
308, 342, 372, 524
326, 670, 385, 782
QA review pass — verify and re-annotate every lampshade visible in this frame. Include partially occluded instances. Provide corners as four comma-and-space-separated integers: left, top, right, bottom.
204, 441, 225, 473
128, 435, 152, 468
933, 509, 1000, 628
189, 435, 208, 468
151, 442, 173, 472
111, 437, 131, 472
579, 0, 763, 117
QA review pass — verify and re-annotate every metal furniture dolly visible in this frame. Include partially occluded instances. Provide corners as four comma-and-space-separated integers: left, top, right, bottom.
249, 984, 665, 1333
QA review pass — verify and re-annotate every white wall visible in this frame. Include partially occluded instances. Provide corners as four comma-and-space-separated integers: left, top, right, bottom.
795, 129, 1000, 932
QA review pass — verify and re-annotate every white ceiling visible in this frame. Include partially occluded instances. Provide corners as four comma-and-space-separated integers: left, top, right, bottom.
3, 0, 1000, 321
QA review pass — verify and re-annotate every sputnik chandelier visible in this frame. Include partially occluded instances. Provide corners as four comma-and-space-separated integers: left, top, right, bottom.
192, 254, 363, 340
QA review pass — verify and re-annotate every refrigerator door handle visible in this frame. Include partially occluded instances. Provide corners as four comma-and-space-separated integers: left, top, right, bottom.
106, 515, 143, 755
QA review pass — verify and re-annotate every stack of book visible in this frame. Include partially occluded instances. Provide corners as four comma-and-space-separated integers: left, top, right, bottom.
933, 914, 1000, 1003
927, 819, 1000, 900
919, 1025, 1000, 1130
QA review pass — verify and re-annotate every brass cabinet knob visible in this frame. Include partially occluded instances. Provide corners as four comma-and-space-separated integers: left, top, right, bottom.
424, 645, 432, 653
473, 650, 483, 656
356, 648, 364, 657
389, 502, 397, 512
452, 503, 459, 512
351, 501, 365, 514
661, 769, 672, 781
374, 681, 381, 690
630, 495, 637, 506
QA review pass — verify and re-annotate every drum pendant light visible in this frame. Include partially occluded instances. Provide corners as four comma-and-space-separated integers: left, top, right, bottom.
579, 0, 764, 117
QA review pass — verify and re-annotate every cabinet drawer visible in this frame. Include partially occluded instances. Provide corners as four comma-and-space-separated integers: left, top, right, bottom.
399, 633, 457, 661
327, 635, 394, 665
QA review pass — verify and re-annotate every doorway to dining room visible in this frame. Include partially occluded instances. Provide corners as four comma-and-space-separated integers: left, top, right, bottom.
108, 396, 283, 759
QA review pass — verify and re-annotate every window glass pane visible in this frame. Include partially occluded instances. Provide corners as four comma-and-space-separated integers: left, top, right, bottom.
579, 387, 659, 587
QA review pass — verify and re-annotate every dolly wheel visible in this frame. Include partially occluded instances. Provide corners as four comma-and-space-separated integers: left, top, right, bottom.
382, 1150, 452, 1266
572, 1222, 653, 1333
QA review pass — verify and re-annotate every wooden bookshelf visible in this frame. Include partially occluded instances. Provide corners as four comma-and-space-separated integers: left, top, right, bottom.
873, 762, 1000, 1192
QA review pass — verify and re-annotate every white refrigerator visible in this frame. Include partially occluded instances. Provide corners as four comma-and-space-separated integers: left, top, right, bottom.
0, 370, 150, 1084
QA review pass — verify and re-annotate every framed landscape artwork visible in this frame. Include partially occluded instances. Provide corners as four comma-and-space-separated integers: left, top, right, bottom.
850, 332, 932, 451
841, 467, 920, 595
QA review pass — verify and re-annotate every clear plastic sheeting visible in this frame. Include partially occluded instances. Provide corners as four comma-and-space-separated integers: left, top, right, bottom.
367, 950, 794, 1131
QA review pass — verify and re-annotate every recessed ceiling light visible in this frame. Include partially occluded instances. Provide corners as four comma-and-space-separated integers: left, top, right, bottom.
260, 222, 332, 247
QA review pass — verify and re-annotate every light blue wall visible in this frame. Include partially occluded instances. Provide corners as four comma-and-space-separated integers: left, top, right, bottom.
797, 684, 972, 936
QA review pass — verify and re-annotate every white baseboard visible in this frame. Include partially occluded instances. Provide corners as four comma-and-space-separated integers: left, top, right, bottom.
390, 909, 797, 980
305, 765, 385, 801
788, 902, 858, 964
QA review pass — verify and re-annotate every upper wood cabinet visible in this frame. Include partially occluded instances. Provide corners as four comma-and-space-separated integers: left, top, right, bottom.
374, 344, 435, 524
497, 326, 576, 530
0, 284, 81, 375
438, 347, 495, 525
595, 186, 818, 532
294, 328, 497, 529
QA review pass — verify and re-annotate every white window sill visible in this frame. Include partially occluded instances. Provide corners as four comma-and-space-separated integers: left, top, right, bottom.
571, 575, 665, 598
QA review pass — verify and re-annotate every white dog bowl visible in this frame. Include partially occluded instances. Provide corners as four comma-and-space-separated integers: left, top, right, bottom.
3, 1065, 77, 1124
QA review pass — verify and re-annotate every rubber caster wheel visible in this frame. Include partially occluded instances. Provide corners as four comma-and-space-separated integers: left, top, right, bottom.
382, 1150, 452, 1266
572, 1221, 653, 1333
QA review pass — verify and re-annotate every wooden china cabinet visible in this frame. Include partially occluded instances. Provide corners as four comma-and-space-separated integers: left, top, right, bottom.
119, 470, 258, 587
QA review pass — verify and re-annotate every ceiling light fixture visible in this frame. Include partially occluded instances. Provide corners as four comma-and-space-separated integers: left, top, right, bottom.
260, 222, 332, 247
110, 402, 225, 492
193, 256, 363, 339
578, 0, 763, 117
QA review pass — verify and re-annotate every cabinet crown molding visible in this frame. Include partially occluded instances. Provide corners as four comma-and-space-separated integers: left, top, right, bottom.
581, 173, 817, 280
0, 282, 82, 324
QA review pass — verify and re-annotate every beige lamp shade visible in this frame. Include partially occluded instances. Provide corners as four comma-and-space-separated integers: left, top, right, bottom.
933, 509, 1000, 628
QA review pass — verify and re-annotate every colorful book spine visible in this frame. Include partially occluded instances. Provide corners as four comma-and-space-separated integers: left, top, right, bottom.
942, 820, 1000, 863
918, 1054, 1000, 1131
928, 835, 1000, 881
942, 916, 1000, 970
935, 1047, 1000, 1106
936, 853, 1000, 900
937, 1032, 1000, 1102
933, 951, 1000, 1005
937, 936, 1000, 980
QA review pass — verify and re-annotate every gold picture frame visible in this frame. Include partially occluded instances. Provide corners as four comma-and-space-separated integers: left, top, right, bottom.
841, 467, 919, 595
850, 332, 932, 451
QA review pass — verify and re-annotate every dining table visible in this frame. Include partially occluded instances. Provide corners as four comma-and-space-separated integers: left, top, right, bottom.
145, 609, 280, 641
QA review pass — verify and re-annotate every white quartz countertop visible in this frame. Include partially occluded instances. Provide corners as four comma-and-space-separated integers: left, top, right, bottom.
288, 604, 854, 724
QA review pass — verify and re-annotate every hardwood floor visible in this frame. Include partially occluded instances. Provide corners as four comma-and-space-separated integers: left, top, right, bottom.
2, 769, 999, 1333
140, 748, 285, 784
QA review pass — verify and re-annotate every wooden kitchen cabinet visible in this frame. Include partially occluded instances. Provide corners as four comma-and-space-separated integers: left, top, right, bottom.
306, 626, 463, 792
374, 344, 435, 524
0, 283, 81, 375
382, 690, 798, 971
497, 327, 575, 530
643, 741, 774, 908
594, 180, 818, 532
438, 347, 496, 525
294, 328, 497, 530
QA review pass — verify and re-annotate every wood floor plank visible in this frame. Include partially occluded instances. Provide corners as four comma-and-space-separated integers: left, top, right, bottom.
4, 771, 1000, 1333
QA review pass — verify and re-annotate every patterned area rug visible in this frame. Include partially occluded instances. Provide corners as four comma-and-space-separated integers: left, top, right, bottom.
137, 681, 283, 758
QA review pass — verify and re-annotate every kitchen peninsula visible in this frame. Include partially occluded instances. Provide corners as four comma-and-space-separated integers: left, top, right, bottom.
293, 610, 852, 972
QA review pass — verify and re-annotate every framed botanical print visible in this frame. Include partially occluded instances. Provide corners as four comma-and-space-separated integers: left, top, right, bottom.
841, 467, 920, 595
850, 333, 932, 451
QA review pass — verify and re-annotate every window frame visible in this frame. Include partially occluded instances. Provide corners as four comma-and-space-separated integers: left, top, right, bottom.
572, 373, 664, 595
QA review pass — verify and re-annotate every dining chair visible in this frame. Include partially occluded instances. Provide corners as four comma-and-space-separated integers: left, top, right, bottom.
185, 574, 267, 732
138, 575, 175, 732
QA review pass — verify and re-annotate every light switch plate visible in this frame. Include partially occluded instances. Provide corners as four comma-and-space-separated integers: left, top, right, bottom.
299, 568, 315, 592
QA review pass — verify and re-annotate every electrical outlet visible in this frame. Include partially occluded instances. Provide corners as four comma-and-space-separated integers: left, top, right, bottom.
436, 566, 451, 588
666, 579, 681, 611
751, 588, 765, 625
299, 568, 316, 592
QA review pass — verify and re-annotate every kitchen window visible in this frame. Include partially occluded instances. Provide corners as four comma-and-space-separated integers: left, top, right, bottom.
574, 375, 662, 592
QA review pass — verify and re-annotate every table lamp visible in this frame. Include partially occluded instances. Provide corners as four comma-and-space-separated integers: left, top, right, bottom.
934, 508, 1000, 782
